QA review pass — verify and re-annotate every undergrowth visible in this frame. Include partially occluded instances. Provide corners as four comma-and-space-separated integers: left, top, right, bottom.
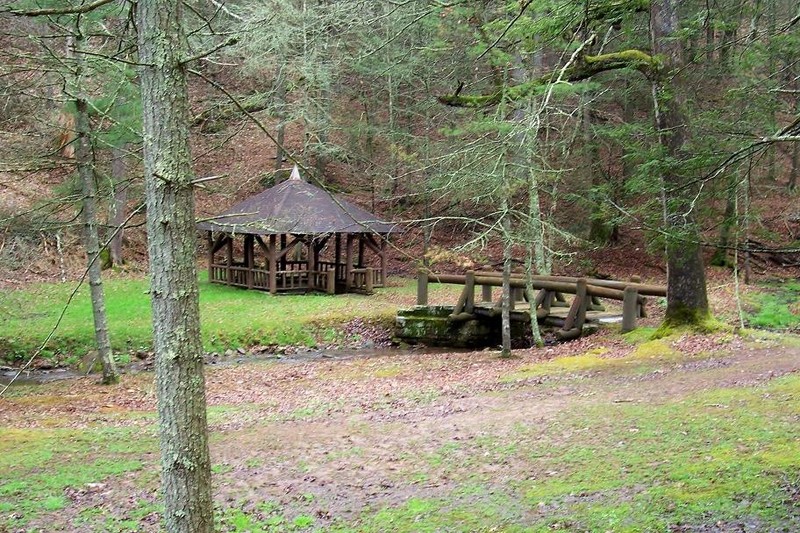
745, 281, 800, 331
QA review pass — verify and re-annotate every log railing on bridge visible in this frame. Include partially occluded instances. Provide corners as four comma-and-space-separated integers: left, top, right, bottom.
416, 271, 667, 340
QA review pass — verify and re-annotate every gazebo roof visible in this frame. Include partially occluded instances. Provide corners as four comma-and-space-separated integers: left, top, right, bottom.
197, 166, 397, 235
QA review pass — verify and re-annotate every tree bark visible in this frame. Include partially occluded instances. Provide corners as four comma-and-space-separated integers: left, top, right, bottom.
136, 2, 214, 532
274, 69, 287, 170
72, 33, 118, 385
650, 0, 710, 325
500, 212, 512, 358
109, 145, 128, 266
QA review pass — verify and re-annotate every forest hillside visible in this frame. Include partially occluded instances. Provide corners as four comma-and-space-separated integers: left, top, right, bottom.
0, 1, 798, 287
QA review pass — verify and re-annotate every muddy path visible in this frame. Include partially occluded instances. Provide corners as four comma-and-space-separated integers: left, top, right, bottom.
3, 331, 800, 531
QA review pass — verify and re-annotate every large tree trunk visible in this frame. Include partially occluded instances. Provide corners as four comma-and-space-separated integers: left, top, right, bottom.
73, 33, 118, 385
136, 3, 214, 532
650, 0, 710, 325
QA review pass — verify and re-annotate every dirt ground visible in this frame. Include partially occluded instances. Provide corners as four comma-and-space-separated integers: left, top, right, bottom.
2, 329, 799, 531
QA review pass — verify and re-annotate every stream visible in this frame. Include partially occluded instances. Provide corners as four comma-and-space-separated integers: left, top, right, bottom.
0, 345, 457, 387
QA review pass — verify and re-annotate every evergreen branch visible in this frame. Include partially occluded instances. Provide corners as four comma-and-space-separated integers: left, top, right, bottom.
476, 0, 532, 60
187, 68, 311, 178
6, 0, 116, 16
208, 0, 244, 22
182, 36, 239, 65
439, 50, 657, 107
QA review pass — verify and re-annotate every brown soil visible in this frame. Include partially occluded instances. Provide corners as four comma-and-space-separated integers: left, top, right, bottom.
3, 332, 799, 530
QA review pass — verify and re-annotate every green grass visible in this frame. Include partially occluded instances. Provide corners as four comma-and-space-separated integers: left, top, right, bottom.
343, 374, 800, 532
0, 427, 154, 528
746, 281, 800, 330
202, 370, 800, 532
0, 273, 409, 362
4, 345, 800, 530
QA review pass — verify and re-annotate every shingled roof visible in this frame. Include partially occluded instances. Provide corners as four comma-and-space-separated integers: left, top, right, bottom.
197, 166, 397, 235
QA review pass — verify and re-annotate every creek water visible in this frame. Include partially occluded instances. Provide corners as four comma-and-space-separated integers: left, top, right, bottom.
0, 345, 459, 387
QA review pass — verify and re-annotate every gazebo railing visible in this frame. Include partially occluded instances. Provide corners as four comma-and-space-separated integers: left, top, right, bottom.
350, 268, 381, 293
317, 261, 346, 281
310, 270, 336, 294
210, 258, 385, 294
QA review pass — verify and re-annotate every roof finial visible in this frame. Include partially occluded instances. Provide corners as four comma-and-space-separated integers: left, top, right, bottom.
289, 164, 302, 181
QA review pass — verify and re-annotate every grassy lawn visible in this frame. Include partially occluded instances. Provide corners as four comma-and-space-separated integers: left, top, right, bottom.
0, 273, 420, 364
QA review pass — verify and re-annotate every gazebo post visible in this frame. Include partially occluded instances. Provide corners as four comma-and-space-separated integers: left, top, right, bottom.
335, 233, 342, 282
380, 236, 387, 287
280, 234, 287, 271
244, 234, 254, 288
206, 231, 213, 282
269, 234, 277, 295
226, 234, 234, 284
345, 233, 353, 291
307, 236, 316, 290
357, 235, 365, 268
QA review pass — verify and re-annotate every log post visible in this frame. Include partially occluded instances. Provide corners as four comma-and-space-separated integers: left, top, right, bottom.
553, 291, 569, 307
622, 286, 639, 333
589, 295, 605, 311
417, 271, 428, 306
365, 267, 374, 294
535, 289, 553, 320
561, 278, 588, 337
481, 284, 492, 303
326, 269, 335, 295
465, 270, 475, 314
630, 276, 646, 318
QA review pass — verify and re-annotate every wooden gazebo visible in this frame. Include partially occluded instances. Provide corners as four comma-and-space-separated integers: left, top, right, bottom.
197, 166, 397, 294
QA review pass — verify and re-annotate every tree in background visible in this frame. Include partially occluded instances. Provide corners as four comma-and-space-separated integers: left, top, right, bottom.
7, 0, 127, 383
434, 0, 798, 327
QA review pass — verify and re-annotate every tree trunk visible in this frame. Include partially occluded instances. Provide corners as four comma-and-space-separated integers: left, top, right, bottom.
500, 217, 512, 358
72, 33, 118, 385
710, 172, 738, 267
525, 159, 546, 348
274, 69, 287, 170
790, 74, 799, 191
500, 167, 512, 357
650, 0, 710, 325
136, 3, 214, 532
584, 91, 614, 245
109, 145, 128, 266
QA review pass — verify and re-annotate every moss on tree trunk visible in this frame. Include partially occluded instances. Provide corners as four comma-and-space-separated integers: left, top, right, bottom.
137, 2, 213, 531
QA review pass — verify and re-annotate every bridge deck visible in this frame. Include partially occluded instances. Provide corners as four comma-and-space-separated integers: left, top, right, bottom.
404, 271, 666, 344
463, 302, 624, 324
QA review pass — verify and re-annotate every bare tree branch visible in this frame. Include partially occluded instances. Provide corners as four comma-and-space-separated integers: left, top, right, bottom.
7, 0, 116, 17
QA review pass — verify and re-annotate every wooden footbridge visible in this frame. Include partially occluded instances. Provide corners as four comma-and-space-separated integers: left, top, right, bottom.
395, 271, 667, 347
